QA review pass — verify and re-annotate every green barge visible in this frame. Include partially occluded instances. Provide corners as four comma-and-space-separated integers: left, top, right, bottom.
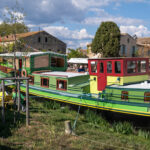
0, 52, 150, 116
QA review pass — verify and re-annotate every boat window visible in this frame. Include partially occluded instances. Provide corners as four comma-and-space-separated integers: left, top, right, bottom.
121, 91, 128, 100
100, 62, 104, 73
90, 61, 97, 73
141, 60, 146, 73
115, 61, 121, 73
28, 75, 34, 85
41, 77, 49, 88
127, 61, 136, 73
57, 80, 67, 91
107, 61, 112, 73
144, 92, 150, 102
51, 56, 65, 67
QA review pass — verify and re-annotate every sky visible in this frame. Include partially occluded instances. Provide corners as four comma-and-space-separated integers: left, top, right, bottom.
0, 0, 150, 49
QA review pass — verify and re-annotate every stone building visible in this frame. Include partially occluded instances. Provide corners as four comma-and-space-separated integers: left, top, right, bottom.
0, 31, 66, 54
86, 33, 137, 58
136, 37, 150, 57
120, 33, 137, 57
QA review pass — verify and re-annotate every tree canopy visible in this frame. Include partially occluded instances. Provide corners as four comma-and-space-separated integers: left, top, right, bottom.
0, 22, 29, 36
67, 48, 87, 59
92, 21, 120, 57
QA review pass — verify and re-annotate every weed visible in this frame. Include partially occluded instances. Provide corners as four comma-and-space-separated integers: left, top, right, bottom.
84, 109, 109, 129
138, 129, 150, 139
113, 121, 134, 135
43, 100, 60, 110
61, 106, 70, 113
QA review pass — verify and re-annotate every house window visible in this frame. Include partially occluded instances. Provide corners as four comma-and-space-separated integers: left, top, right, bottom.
148, 50, 150, 56
121, 45, 126, 56
57, 80, 67, 91
45, 37, 48, 43
107, 61, 112, 73
38, 37, 41, 43
28, 75, 34, 85
127, 38, 130, 43
132, 46, 136, 57
41, 77, 49, 88
115, 61, 121, 73
90, 61, 97, 73
144, 92, 150, 102
121, 91, 128, 100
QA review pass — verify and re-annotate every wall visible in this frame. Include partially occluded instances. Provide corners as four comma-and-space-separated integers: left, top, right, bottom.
120, 34, 137, 57
23, 31, 66, 54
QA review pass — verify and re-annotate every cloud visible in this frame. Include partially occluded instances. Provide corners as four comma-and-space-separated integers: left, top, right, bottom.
0, 0, 85, 24
43, 26, 93, 40
83, 8, 143, 26
72, 0, 111, 10
43, 25, 93, 48
120, 25, 150, 37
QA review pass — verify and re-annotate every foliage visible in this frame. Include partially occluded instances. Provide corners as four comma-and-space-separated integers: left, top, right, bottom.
84, 109, 109, 129
43, 100, 60, 110
92, 21, 120, 57
138, 129, 150, 139
0, 22, 29, 37
113, 121, 134, 135
67, 48, 87, 59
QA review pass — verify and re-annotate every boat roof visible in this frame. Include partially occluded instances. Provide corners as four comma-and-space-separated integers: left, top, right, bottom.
68, 58, 88, 64
35, 71, 89, 78
0, 52, 66, 57
108, 81, 150, 89
89, 57, 148, 60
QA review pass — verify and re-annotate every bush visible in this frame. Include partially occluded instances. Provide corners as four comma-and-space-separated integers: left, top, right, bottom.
113, 121, 134, 135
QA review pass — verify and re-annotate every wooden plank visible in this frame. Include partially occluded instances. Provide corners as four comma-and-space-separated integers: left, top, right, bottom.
26, 79, 29, 126
1, 80, 5, 123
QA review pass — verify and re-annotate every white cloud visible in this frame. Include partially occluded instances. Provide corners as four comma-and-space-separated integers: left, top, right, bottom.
43, 26, 93, 48
43, 26, 93, 40
72, 0, 110, 10
83, 8, 143, 26
120, 25, 150, 37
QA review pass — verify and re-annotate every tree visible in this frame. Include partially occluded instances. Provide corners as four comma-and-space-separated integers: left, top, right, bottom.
1, 1, 27, 77
67, 48, 87, 59
92, 21, 120, 57
0, 22, 29, 36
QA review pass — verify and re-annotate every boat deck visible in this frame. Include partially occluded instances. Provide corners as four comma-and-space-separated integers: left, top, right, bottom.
109, 81, 150, 89
34, 71, 89, 78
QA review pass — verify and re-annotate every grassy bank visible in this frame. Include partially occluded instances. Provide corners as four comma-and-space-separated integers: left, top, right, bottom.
0, 98, 150, 150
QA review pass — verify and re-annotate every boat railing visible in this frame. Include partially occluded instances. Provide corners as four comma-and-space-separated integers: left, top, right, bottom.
80, 92, 150, 105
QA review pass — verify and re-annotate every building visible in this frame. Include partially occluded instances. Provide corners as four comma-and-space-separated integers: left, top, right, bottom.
87, 33, 137, 58
136, 37, 150, 57
0, 31, 66, 54
120, 33, 137, 57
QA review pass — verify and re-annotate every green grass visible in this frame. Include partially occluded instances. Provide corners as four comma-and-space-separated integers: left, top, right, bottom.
0, 98, 150, 150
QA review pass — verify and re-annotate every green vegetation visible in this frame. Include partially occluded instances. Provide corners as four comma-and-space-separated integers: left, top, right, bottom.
67, 48, 87, 59
0, 22, 29, 37
0, 98, 150, 149
92, 21, 120, 57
